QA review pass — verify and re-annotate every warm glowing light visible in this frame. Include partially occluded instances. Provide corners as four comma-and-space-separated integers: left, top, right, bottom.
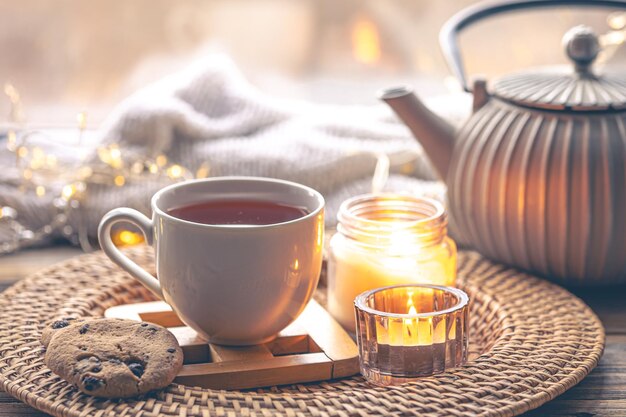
4, 83, 19, 102
328, 195, 456, 330
149, 164, 159, 174
351, 16, 382, 64
405, 294, 416, 321
76, 112, 87, 130
109, 147, 122, 169
35, 185, 46, 197
17, 146, 28, 158
400, 162, 414, 175
112, 230, 145, 246
131, 162, 144, 174
62, 184, 76, 200
6, 131, 16, 151
602, 31, 626, 47
167, 164, 183, 178
30, 147, 45, 169
97, 147, 109, 163
98, 145, 123, 169
608, 12, 626, 30
23, 169, 32, 180
114, 175, 126, 186
156, 155, 167, 167
196, 163, 210, 179
46, 155, 57, 168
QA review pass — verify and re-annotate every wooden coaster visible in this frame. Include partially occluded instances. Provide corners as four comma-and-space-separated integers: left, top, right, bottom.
104, 299, 359, 390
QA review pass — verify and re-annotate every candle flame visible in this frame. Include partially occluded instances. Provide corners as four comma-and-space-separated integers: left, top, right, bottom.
404, 304, 418, 339
404, 294, 418, 337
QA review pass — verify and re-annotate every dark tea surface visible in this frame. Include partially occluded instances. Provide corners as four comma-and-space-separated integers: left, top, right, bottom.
168, 200, 309, 225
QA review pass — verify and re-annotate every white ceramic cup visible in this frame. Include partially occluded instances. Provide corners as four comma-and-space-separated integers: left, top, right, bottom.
98, 177, 325, 345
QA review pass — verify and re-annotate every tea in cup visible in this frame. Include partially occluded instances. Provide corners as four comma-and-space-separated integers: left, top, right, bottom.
98, 177, 325, 345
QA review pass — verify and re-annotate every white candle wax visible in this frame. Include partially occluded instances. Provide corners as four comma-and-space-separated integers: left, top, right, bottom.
328, 233, 456, 330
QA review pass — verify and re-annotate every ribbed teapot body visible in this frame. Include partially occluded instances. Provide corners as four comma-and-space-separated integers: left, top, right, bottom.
448, 98, 626, 285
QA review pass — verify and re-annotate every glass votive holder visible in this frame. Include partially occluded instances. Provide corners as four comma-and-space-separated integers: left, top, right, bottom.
354, 284, 469, 386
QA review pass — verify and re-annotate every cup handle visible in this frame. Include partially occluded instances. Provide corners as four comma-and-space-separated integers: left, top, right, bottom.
98, 208, 163, 299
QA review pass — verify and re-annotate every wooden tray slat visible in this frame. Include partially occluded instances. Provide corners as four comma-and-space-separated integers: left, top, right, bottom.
105, 299, 359, 390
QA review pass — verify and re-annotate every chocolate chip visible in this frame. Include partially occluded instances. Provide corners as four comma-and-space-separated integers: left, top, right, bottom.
79, 346, 87, 351
79, 324, 90, 334
51, 320, 70, 329
167, 348, 176, 353
76, 356, 101, 373
128, 362, 144, 378
140, 323, 149, 327
91, 366, 102, 373
108, 358, 122, 365
82, 376, 104, 391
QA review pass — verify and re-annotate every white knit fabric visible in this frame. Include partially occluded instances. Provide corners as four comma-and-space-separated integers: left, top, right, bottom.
1, 57, 469, 251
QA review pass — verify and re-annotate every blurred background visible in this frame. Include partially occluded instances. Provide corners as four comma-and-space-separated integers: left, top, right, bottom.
2, 0, 626, 126
3, 0, 626, 258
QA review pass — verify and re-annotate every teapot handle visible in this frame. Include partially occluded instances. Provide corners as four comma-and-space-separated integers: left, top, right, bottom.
441, 0, 626, 92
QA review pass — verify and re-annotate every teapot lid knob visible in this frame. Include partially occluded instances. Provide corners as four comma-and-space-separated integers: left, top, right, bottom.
563, 25, 600, 74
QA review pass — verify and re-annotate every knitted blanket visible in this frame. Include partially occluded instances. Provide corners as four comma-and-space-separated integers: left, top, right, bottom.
1, 56, 468, 253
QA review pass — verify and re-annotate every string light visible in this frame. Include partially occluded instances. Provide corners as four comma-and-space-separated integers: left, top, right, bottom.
62, 184, 77, 200
6, 131, 16, 151
156, 154, 167, 167
166, 164, 184, 179
114, 175, 126, 186
0, 82, 213, 255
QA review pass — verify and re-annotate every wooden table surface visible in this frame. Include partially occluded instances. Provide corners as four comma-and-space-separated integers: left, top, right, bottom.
0, 246, 624, 417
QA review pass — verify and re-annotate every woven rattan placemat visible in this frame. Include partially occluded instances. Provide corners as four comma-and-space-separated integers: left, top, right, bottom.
0, 247, 604, 417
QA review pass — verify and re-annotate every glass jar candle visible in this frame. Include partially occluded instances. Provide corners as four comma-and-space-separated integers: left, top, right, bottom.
328, 194, 457, 330
354, 284, 469, 386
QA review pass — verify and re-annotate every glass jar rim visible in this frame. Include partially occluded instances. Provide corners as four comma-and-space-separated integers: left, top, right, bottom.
354, 284, 469, 319
337, 193, 446, 231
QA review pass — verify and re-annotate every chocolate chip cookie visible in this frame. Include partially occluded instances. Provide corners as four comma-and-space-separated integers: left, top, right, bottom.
41, 317, 87, 347
44, 318, 183, 398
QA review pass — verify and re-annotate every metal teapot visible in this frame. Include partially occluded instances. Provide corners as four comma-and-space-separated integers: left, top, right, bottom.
380, 0, 626, 285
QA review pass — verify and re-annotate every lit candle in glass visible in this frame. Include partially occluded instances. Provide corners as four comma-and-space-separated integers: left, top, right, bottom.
354, 284, 469, 386
328, 194, 457, 330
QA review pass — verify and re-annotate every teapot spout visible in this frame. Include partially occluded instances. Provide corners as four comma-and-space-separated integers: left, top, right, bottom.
379, 86, 455, 181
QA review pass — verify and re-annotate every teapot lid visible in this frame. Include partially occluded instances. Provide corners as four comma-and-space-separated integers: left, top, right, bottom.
492, 25, 626, 111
